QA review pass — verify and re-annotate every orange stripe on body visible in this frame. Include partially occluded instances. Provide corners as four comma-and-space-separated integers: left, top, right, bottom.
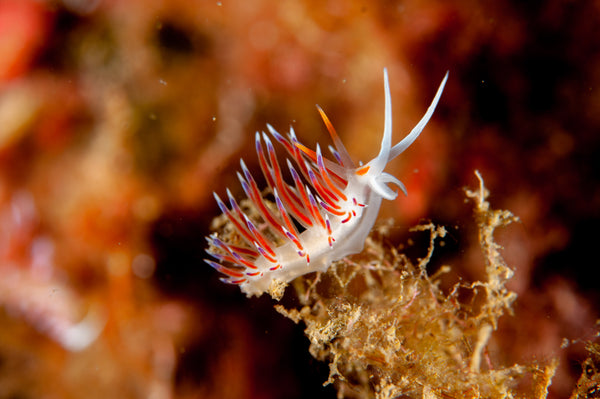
355, 165, 370, 176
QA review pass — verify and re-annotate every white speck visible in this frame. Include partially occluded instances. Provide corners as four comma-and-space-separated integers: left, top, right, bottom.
216, 1, 222, 5
59, 306, 106, 351
212, 116, 217, 121
159, 79, 167, 86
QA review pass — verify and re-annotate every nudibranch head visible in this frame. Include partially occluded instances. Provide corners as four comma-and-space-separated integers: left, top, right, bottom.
206, 69, 448, 298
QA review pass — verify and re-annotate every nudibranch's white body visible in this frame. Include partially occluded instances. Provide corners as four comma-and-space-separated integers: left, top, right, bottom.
206, 69, 448, 297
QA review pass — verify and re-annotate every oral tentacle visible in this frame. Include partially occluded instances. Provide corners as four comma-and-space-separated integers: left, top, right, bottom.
388, 71, 449, 161
369, 68, 394, 176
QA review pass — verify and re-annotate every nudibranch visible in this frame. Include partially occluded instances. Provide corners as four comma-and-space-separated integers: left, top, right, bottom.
206, 69, 448, 297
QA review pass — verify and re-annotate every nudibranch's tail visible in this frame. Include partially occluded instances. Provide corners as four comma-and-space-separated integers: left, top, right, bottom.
205, 123, 350, 285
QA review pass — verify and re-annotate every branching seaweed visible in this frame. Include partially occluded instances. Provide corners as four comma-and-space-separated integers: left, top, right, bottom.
207, 171, 600, 398
273, 171, 558, 398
